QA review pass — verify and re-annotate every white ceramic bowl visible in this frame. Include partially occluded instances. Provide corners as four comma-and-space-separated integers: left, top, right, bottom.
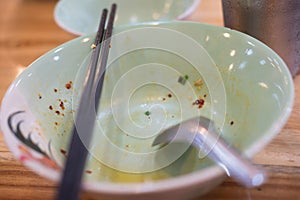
0, 22, 294, 200
54, 0, 200, 35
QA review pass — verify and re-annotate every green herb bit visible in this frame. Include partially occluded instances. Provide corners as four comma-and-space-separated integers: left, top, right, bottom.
184, 74, 189, 80
178, 76, 186, 85
145, 111, 151, 116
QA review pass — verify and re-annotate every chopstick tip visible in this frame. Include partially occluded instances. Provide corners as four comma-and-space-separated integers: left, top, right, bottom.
111, 3, 117, 12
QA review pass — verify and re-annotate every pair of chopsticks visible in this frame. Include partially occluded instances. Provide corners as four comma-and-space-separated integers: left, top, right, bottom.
56, 4, 117, 200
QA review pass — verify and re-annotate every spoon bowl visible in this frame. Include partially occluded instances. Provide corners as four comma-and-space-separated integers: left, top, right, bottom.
153, 116, 266, 188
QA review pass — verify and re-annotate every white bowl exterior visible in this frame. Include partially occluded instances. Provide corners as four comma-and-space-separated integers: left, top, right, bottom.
54, 0, 201, 35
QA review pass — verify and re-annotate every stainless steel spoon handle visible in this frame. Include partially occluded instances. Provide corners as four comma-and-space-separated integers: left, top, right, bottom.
193, 124, 265, 188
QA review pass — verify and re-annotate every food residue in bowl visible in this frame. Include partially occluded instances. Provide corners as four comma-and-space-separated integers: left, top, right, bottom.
192, 98, 205, 109
60, 149, 67, 157
178, 74, 189, 85
144, 111, 151, 116
194, 78, 203, 91
59, 100, 65, 110
65, 81, 72, 90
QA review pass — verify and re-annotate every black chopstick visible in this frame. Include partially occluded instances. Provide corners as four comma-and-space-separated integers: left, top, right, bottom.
56, 4, 116, 200
95, 3, 117, 109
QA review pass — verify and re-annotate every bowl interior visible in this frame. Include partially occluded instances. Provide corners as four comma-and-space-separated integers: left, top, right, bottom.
0, 22, 294, 187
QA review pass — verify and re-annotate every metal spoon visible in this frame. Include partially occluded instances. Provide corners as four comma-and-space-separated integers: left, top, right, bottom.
152, 116, 266, 188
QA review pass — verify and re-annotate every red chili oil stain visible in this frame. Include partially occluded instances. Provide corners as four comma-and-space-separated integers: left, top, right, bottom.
85, 170, 93, 174
60, 149, 67, 156
49, 105, 53, 110
167, 93, 172, 98
65, 81, 72, 90
230, 121, 234, 125
54, 88, 58, 93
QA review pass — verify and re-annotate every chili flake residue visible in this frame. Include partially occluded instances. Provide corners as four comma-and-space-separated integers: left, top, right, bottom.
59, 100, 65, 110
192, 98, 205, 109
65, 81, 72, 90
49, 105, 53, 110
230, 121, 234, 126
60, 149, 67, 156
85, 170, 93, 174
55, 110, 60, 115
54, 88, 58, 93
162, 94, 173, 101
38, 93, 42, 99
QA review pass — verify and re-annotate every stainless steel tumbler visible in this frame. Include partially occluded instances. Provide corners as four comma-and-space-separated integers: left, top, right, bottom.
222, 0, 300, 77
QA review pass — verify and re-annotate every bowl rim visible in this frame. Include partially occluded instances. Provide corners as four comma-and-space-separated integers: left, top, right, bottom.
53, 0, 201, 35
0, 21, 295, 195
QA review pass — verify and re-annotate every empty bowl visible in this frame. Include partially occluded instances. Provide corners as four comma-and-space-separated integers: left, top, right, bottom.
54, 0, 201, 35
0, 21, 294, 200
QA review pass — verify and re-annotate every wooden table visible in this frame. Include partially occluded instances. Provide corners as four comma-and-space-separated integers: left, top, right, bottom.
0, 0, 299, 199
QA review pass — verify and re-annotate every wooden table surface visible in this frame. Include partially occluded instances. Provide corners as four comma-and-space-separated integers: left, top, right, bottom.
0, 0, 299, 199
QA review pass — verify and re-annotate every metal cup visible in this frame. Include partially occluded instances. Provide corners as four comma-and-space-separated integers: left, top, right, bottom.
222, 0, 300, 77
